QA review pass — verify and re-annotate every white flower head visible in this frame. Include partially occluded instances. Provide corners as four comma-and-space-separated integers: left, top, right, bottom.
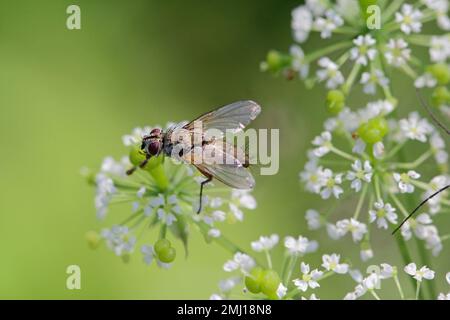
350, 34, 377, 65
385, 38, 411, 67
293, 262, 323, 292
276, 283, 287, 299
393, 170, 421, 193
346, 160, 373, 192
362, 272, 380, 290
322, 253, 349, 274
291, 5, 313, 43
415, 73, 437, 88
399, 112, 433, 142
284, 235, 318, 256
336, 218, 368, 242
380, 263, 397, 279
312, 131, 332, 157
101, 225, 136, 256
251, 234, 279, 252
395, 4, 423, 34
223, 252, 255, 274
369, 200, 398, 229
300, 160, 326, 194
404, 263, 435, 281
290, 45, 309, 79
430, 36, 450, 62
317, 58, 345, 89
320, 169, 344, 199
314, 9, 344, 39
305, 209, 322, 230
360, 69, 389, 95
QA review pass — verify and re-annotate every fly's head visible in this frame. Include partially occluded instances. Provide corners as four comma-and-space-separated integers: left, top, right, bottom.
141, 128, 163, 156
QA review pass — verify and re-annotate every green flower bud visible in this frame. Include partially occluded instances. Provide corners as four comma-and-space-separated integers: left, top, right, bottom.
158, 246, 176, 263
357, 117, 388, 144
129, 145, 164, 172
85, 230, 101, 250
244, 267, 264, 294
431, 86, 450, 107
427, 63, 450, 85
264, 50, 291, 73
260, 270, 281, 297
326, 90, 345, 115
154, 238, 171, 255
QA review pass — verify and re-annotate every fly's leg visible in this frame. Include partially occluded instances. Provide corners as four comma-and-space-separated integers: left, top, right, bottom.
392, 184, 450, 235
197, 174, 212, 214
126, 154, 151, 175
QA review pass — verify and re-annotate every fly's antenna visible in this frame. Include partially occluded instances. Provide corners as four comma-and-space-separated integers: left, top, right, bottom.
392, 185, 450, 235
392, 89, 449, 235
415, 88, 450, 135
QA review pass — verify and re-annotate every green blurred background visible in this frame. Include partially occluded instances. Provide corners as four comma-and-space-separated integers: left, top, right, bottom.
0, 0, 448, 299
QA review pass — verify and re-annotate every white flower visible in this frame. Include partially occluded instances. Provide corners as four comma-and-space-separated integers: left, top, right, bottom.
290, 45, 309, 79
360, 248, 374, 262
141, 245, 155, 265
320, 169, 343, 199
395, 4, 423, 34
101, 225, 136, 256
122, 126, 152, 146
423, 175, 449, 214
223, 252, 255, 274
276, 283, 287, 299
399, 112, 432, 142
231, 189, 257, 209
369, 200, 398, 229
284, 235, 318, 255
317, 58, 345, 89
291, 5, 313, 43
401, 213, 434, 240
346, 160, 373, 192
430, 36, 450, 62
300, 159, 326, 193
446, 272, 450, 285
209, 294, 223, 300
306, 0, 327, 16
430, 133, 448, 164
336, 218, 367, 242
305, 209, 322, 230
208, 228, 221, 238
293, 262, 323, 292
312, 131, 332, 157
393, 170, 421, 193
95, 174, 117, 220
380, 263, 397, 279
219, 277, 241, 293
404, 263, 435, 281
314, 9, 344, 39
438, 293, 450, 300
385, 38, 411, 67
415, 73, 437, 88
350, 34, 377, 65
251, 234, 279, 252
362, 272, 380, 290
360, 69, 389, 95
322, 253, 349, 274
373, 141, 385, 159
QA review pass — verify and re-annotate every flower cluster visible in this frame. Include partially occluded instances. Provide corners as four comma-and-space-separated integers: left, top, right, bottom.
262, 0, 450, 119
300, 101, 449, 259
84, 126, 256, 266
210, 234, 449, 300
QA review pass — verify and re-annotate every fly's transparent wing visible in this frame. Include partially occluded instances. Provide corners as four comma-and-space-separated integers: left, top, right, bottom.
183, 100, 261, 135
181, 140, 254, 189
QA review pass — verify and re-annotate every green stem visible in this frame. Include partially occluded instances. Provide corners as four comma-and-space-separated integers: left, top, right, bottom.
149, 164, 169, 191
354, 183, 368, 219
415, 281, 421, 300
330, 146, 358, 161
304, 41, 353, 64
382, 0, 405, 23
394, 275, 405, 300
343, 63, 362, 95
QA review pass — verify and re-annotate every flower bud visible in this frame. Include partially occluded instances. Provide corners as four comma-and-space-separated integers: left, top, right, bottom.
129, 145, 164, 172
158, 246, 176, 263
262, 50, 291, 73
154, 238, 171, 255
427, 63, 450, 85
85, 230, 101, 249
326, 90, 345, 115
260, 270, 281, 297
357, 117, 388, 144
431, 86, 450, 107
245, 267, 264, 294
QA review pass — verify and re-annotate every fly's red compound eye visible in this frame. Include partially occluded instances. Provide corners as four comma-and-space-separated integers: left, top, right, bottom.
148, 141, 160, 155
150, 128, 162, 136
